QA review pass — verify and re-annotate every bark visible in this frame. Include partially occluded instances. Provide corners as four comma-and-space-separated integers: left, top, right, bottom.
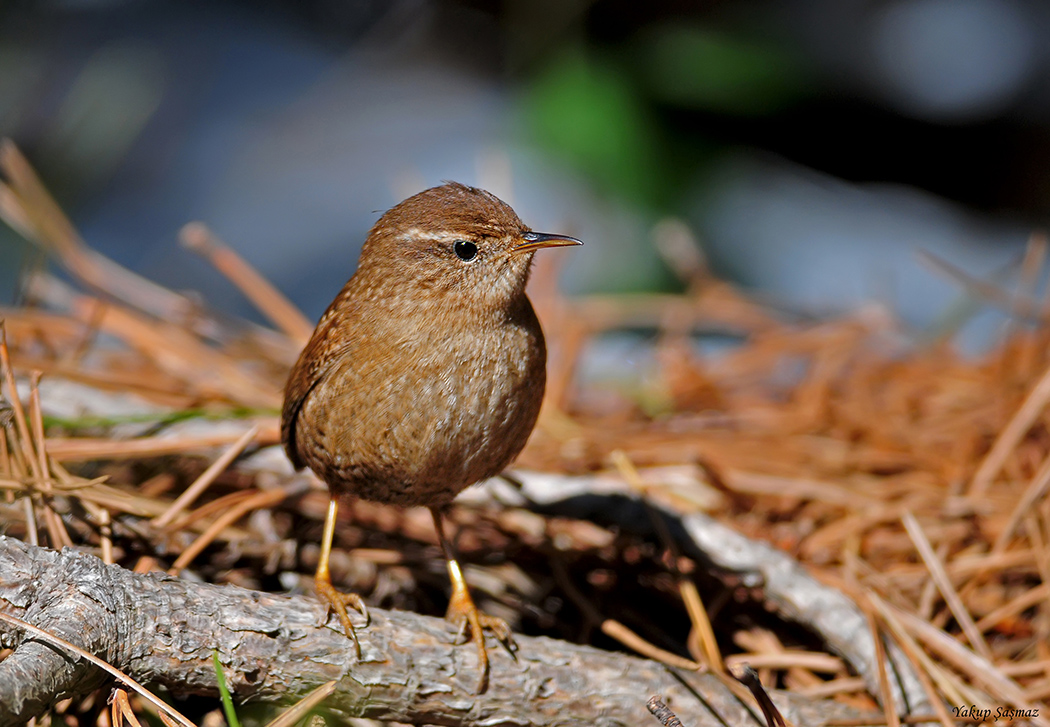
0, 537, 872, 727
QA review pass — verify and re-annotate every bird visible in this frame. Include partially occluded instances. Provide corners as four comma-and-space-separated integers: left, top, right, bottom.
281, 181, 581, 692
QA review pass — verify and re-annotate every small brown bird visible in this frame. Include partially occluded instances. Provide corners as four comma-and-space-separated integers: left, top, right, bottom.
281, 182, 580, 691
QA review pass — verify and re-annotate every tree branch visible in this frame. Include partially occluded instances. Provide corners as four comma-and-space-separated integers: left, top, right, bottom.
0, 537, 870, 726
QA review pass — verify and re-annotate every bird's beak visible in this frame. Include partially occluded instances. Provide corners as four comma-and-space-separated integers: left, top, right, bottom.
512, 231, 583, 255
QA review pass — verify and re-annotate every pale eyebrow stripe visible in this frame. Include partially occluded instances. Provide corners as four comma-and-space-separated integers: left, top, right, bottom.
403, 228, 450, 242
404, 226, 504, 241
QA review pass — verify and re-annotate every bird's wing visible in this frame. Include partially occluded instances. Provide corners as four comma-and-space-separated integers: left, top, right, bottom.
280, 288, 358, 470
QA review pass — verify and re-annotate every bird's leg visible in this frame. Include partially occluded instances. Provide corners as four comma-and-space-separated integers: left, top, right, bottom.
431, 507, 517, 693
315, 495, 369, 657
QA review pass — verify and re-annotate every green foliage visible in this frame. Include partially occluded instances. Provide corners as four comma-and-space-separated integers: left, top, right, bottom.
523, 52, 669, 208
636, 25, 808, 115
42, 406, 275, 432
521, 31, 809, 213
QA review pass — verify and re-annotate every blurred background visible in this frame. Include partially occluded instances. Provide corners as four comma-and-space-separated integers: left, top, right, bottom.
2, 0, 1050, 351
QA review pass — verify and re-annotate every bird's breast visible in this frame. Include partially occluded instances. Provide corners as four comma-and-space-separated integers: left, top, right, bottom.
296, 304, 546, 506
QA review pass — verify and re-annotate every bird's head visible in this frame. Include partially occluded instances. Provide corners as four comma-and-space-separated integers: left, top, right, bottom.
356, 182, 581, 310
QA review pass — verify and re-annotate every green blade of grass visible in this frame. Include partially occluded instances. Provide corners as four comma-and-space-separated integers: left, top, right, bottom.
212, 650, 241, 727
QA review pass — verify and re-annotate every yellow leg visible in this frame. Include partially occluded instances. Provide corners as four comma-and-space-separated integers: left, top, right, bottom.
315, 495, 369, 657
431, 507, 516, 693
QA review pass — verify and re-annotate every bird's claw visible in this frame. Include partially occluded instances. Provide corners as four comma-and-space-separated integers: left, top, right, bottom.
316, 575, 368, 658
445, 587, 518, 693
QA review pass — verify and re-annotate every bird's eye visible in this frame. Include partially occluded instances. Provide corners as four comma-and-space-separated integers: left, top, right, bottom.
453, 240, 478, 262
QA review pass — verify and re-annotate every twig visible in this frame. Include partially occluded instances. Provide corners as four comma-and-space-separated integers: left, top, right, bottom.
611, 449, 724, 671
866, 594, 961, 727
796, 677, 868, 700
0, 140, 196, 324
918, 250, 1046, 326
180, 223, 313, 347
730, 665, 788, 727
263, 681, 337, 727
974, 584, 1050, 634
168, 487, 292, 575
153, 424, 260, 528
0, 323, 43, 483
992, 449, 1050, 553
64, 294, 280, 408
111, 688, 148, 727
888, 603, 1047, 726
724, 652, 843, 673
46, 427, 278, 462
600, 620, 705, 672
647, 695, 685, 727
900, 512, 992, 661
28, 370, 72, 548
550, 554, 705, 671
863, 601, 901, 727
969, 357, 1050, 496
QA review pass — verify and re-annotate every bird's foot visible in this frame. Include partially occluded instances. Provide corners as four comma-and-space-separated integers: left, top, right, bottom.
445, 580, 517, 693
315, 573, 369, 658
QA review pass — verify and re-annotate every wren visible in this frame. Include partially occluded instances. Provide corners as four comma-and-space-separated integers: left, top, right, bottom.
281, 182, 580, 692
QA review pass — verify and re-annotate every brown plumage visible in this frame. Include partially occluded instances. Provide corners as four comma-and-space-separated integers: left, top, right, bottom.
281, 181, 580, 692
